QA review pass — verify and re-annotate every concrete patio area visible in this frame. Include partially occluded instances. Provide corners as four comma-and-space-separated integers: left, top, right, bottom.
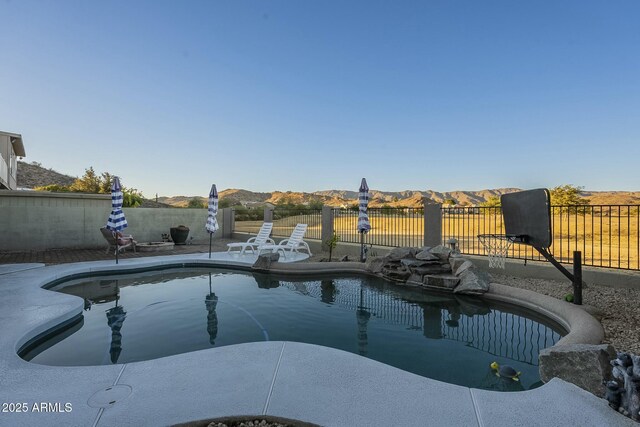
0, 249, 636, 426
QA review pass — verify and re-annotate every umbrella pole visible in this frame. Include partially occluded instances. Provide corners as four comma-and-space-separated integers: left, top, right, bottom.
360, 233, 365, 262
114, 230, 119, 264
209, 233, 212, 259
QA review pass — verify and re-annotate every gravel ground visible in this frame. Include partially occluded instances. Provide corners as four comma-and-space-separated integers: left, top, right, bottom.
489, 272, 640, 354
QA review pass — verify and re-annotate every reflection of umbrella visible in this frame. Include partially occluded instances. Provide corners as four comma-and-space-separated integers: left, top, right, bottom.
422, 305, 443, 339
205, 273, 219, 345
106, 294, 126, 364
357, 178, 371, 262
106, 176, 128, 264
206, 184, 220, 259
320, 280, 336, 304
356, 286, 371, 356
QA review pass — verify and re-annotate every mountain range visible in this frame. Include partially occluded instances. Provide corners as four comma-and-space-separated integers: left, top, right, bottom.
16, 161, 640, 208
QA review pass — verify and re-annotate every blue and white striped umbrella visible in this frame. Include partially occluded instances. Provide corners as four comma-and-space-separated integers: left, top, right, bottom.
106, 176, 128, 232
206, 184, 219, 258
357, 178, 371, 234
206, 184, 219, 234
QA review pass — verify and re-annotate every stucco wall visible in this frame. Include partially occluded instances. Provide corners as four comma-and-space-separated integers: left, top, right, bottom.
0, 191, 221, 250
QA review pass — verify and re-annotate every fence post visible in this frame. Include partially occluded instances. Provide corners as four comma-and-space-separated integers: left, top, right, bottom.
264, 207, 273, 223
423, 198, 442, 248
222, 208, 234, 238
321, 206, 334, 251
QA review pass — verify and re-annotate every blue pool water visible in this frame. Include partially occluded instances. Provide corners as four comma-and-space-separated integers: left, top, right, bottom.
25, 267, 564, 391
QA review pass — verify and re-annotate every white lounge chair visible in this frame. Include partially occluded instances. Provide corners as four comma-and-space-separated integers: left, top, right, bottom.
226, 222, 275, 255
257, 223, 312, 258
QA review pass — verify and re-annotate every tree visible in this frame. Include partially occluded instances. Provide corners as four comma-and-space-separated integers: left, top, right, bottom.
443, 198, 456, 206
69, 167, 101, 193
550, 185, 587, 205
35, 166, 144, 207
550, 184, 588, 214
187, 197, 206, 209
308, 199, 324, 210
218, 198, 233, 209
480, 196, 501, 208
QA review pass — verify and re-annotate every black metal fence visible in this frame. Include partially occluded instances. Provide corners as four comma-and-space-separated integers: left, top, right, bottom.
442, 205, 640, 270
333, 207, 424, 248
232, 204, 640, 270
271, 208, 322, 240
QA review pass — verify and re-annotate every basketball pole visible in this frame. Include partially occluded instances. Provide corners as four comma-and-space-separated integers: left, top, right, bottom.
573, 251, 583, 305
534, 247, 586, 305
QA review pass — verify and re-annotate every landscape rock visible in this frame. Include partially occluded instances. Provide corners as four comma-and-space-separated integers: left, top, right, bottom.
252, 253, 280, 271
387, 247, 416, 261
415, 249, 439, 261
429, 245, 452, 261
454, 260, 474, 276
453, 268, 491, 295
423, 274, 460, 289
412, 265, 452, 276
539, 344, 616, 396
366, 257, 385, 274
382, 264, 412, 281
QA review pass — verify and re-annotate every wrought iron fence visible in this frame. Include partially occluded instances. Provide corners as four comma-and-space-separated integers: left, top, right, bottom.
231, 207, 265, 235
442, 205, 640, 270
271, 208, 322, 240
333, 207, 424, 248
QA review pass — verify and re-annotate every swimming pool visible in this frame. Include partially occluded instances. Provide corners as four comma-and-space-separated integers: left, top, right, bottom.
24, 267, 564, 391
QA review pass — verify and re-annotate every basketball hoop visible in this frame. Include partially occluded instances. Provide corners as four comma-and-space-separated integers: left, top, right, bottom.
477, 234, 517, 269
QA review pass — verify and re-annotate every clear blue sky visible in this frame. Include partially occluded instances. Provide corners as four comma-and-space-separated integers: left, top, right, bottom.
1, 1, 638, 197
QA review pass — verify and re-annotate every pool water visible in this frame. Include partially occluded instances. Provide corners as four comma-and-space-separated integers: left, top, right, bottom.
25, 268, 564, 391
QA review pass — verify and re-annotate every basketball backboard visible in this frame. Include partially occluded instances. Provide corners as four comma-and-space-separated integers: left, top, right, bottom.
501, 188, 552, 249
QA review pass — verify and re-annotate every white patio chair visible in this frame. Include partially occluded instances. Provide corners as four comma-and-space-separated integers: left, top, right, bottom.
257, 223, 312, 259
226, 222, 275, 255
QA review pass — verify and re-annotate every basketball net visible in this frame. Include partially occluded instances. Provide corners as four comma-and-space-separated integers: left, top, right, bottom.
477, 235, 516, 269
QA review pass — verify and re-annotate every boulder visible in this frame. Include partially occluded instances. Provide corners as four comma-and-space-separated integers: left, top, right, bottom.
539, 344, 617, 396
453, 268, 490, 295
454, 260, 474, 276
429, 245, 452, 261
366, 257, 385, 274
252, 253, 280, 271
449, 254, 466, 271
412, 265, 452, 276
423, 274, 460, 289
382, 264, 412, 282
406, 273, 423, 286
387, 247, 416, 261
415, 249, 439, 261
400, 258, 440, 268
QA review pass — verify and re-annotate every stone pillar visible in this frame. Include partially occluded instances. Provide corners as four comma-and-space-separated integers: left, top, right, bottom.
264, 207, 273, 223
321, 205, 334, 251
423, 198, 442, 248
222, 208, 234, 238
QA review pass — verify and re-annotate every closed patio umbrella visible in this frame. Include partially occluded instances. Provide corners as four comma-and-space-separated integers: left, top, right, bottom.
357, 178, 371, 262
206, 184, 219, 258
106, 176, 128, 264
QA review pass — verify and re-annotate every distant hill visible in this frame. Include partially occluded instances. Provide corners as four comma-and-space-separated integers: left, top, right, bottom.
17, 161, 76, 188
16, 161, 173, 208
16, 161, 640, 208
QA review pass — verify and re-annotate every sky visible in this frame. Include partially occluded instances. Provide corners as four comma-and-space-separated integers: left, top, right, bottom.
1, 1, 639, 197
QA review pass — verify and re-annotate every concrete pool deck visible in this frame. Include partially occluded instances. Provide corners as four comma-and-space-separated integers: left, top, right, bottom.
0, 253, 635, 427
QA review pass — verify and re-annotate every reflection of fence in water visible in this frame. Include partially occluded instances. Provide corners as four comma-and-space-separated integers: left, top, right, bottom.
278, 279, 561, 365
440, 310, 562, 365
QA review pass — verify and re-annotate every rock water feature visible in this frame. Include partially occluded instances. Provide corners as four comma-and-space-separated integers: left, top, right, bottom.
606, 352, 640, 422
366, 245, 491, 296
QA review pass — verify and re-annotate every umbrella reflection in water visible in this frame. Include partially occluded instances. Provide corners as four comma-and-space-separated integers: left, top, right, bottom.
205, 273, 219, 345
106, 288, 126, 364
356, 286, 371, 356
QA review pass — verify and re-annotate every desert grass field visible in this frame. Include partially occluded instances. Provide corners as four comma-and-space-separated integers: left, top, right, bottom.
234, 208, 640, 270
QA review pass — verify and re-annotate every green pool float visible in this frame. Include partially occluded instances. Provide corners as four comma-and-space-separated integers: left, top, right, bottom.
490, 361, 521, 381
